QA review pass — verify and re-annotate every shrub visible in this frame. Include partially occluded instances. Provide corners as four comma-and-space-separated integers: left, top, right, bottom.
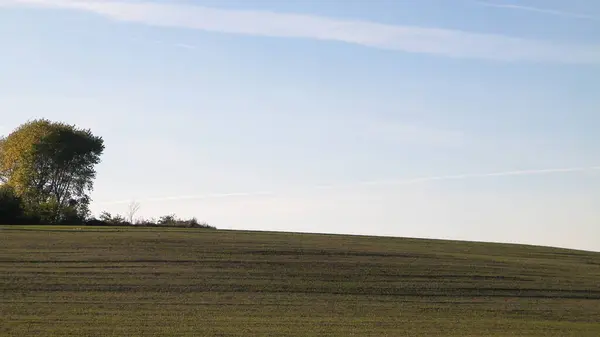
0, 185, 25, 224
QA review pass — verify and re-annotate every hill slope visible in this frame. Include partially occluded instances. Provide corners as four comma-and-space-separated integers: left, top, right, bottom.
1, 226, 599, 336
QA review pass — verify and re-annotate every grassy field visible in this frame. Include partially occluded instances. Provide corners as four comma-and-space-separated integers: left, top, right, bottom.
1, 226, 599, 336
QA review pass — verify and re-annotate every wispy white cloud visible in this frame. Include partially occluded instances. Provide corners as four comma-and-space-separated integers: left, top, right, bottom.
474, 1, 600, 21
95, 165, 600, 205
126, 36, 200, 51
3, 0, 600, 64
98, 191, 276, 206
173, 43, 198, 50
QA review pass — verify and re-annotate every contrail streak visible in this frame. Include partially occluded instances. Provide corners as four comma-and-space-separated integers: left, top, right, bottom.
474, 1, 600, 21
95, 166, 600, 205
348, 166, 600, 187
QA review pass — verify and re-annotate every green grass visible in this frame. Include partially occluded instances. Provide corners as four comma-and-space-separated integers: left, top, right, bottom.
1, 225, 599, 336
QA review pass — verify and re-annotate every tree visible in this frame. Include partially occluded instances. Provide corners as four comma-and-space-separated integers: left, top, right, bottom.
0, 119, 104, 223
99, 211, 114, 223
158, 214, 177, 225
0, 139, 7, 184
99, 211, 125, 225
126, 200, 141, 224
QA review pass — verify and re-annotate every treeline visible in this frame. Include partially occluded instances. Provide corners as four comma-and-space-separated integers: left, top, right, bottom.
88, 211, 215, 229
0, 187, 214, 229
0, 119, 213, 229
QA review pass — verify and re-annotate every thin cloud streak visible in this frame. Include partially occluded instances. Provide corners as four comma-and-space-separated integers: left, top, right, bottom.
96, 166, 600, 205
4, 0, 600, 64
351, 166, 600, 187
475, 1, 600, 21
127, 36, 201, 51
97, 191, 277, 206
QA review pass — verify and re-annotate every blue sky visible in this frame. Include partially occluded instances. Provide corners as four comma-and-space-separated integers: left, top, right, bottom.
1, 0, 599, 251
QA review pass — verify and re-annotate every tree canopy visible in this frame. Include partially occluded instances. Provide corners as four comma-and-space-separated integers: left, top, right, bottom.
0, 119, 104, 223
